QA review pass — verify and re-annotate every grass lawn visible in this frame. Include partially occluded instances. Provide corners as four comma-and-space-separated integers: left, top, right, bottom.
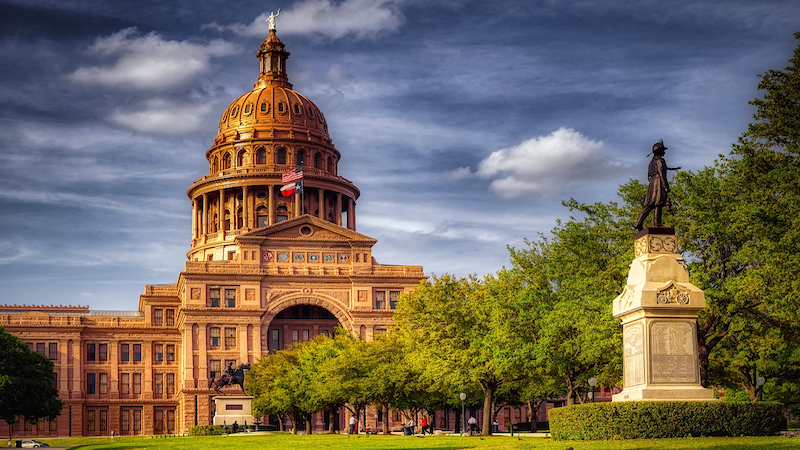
34, 433, 798, 450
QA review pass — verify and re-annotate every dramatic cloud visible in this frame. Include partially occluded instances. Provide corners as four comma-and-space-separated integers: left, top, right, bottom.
474, 127, 625, 198
69, 28, 234, 91
109, 98, 214, 136
205, 0, 406, 40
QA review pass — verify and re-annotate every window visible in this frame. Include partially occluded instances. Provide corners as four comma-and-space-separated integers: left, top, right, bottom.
134, 410, 142, 432
260, 102, 267, 112
36, 342, 45, 354
296, 150, 304, 166
167, 373, 175, 394
277, 205, 288, 223
277, 148, 286, 164
87, 410, 95, 432
320, 329, 330, 337
277, 102, 284, 112
237, 150, 246, 167
48, 342, 58, 360
293, 104, 300, 114
292, 329, 299, 344
302, 329, 309, 342
271, 329, 280, 352
257, 206, 269, 227
375, 328, 387, 336
155, 409, 164, 433
133, 373, 142, 394
210, 327, 221, 347
87, 373, 96, 394
120, 373, 130, 394
154, 309, 163, 326
133, 344, 142, 362
121, 410, 130, 432
87, 343, 96, 362
256, 148, 266, 165
165, 309, 175, 326
314, 153, 320, 169
121, 344, 130, 362
327, 156, 334, 173
210, 360, 221, 379
154, 373, 163, 395
389, 291, 400, 309
154, 344, 164, 362
375, 291, 386, 309
210, 288, 220, 307
99, 373, 108, 394
225, 327, 236, 347
99, 344, 107, 362
166, 344, 175, 362
244, 104, 252, 115
225, 288, 236, 307
50, 419, 57, 432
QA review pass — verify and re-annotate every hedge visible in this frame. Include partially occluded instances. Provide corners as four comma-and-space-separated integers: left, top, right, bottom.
549, 401, 784, 440
189, 424, 278, 435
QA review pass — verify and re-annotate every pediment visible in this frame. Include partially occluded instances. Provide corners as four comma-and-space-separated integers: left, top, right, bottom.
239, 215, 377, 246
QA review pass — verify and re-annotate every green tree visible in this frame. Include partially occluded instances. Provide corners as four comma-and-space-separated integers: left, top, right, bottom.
0, 327, 63, 439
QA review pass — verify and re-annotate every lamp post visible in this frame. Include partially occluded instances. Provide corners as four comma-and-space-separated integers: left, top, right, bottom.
588, 377, 598, 403
459, 392, 467, 433
756, 376, 765, 402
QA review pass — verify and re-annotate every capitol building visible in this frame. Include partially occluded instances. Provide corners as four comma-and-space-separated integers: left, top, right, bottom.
1, 28, 425, 437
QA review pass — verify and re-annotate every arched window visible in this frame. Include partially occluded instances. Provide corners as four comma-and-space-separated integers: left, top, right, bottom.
224, 210, 231, 231
327, 156, 334, 174
313, 153, 320, 169
222, 153, 231, 170
277, 205, 289, 223
277, 148, 287, 165
212, 156, 219, 173
256, 148, 267, 165
256, 206, 269, 228
296, 150, 305, 167
236, 150, 246, 167
236, 208, 243, 229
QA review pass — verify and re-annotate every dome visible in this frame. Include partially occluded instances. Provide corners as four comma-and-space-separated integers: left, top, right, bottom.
213, 30, 332, 145
216, 85, 330, 142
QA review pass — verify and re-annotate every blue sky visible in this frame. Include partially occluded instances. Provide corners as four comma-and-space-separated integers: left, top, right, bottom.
0, 0, 798, 310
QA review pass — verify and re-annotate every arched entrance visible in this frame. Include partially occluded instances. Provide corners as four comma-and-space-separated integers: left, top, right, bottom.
264, 304, 340, 352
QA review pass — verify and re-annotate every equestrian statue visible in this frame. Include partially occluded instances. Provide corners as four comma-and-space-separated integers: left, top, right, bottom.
209, 362, 251, 395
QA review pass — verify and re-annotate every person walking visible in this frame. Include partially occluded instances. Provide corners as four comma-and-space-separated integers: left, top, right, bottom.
420, 416, 428, 435
407, 417, 415, 435
468, 416, 478, 435
348, 415, 356, 434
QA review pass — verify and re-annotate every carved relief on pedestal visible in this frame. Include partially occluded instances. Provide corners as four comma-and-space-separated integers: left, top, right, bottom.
245, 289, 256, 302
634, 234, 678, 257
656, 282, 690, 305
618, 286, 635, 310
357, 290, 367, 302
190, 288, 201, 300
623, 322, 645, 387
649, 321, 697, 384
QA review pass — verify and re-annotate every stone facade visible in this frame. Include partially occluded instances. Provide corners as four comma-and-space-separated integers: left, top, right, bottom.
0, 29, 424, 437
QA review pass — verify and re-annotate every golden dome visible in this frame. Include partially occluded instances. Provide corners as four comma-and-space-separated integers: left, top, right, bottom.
214, 29, 331, 145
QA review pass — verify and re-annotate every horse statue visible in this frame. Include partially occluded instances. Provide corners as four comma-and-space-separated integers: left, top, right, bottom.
209, 362, 251, 395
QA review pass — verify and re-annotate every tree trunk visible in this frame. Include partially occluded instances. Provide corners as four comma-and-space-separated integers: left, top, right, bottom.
454, 407, 461, 433
382, 405, 389, 434
304, 413, 313, 434
528, 400, 539, 433
278, 414, 284, 432
481, 383, 496, 436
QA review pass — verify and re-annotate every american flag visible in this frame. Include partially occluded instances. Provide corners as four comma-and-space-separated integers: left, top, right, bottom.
282, 167, 303, 183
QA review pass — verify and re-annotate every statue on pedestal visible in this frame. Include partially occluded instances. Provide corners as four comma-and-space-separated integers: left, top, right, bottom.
634, 139, 681, 231
267, 9, 281, 30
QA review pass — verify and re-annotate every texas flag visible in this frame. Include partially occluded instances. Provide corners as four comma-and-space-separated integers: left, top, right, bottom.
280, 180, 302, 197
282, 167, 303, 183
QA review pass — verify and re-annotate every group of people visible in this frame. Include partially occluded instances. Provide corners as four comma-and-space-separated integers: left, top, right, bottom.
347, 414, 481, 435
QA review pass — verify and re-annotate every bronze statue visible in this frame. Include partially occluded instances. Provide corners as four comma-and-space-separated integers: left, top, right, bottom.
209, 362, 251, 395
634, 140, 681, 231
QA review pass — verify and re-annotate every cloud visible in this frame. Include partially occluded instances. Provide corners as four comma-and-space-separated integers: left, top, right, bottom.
68, 27, 234, 91
474, 127, 625, 198
109, 98, 214, 136
206, 0, 406, 40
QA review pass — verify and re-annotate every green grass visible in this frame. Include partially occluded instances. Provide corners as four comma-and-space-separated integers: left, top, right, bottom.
29, 433, 799, 450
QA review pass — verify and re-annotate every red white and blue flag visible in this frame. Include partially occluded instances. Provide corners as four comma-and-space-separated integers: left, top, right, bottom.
280, 180, 302, 197
282, 167, 303, 183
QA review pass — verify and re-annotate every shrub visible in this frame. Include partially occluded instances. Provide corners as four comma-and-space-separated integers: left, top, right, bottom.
189, 425, 226, 436
549, 401, 784, 440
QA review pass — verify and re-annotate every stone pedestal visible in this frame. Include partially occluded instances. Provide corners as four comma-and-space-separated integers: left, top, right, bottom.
612, 229, 715, 402
212, 395, 256, 426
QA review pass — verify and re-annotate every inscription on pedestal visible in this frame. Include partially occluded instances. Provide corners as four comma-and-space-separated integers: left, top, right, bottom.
623, 322, 645, 387
650, 321, 696, 384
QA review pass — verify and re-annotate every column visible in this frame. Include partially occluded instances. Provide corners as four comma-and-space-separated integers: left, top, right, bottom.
253, 324, 262, 358
202, 193, 208, 236
198, 325, 208, 385
242, 186, 249, 230
336, 193, 342, 226
109, 339, 119, 399
58, 339, 69, 395
191, 199, 197, 239
183, 324, 194, 388
348, 198, 355, 230
239, 326, 248, 363
217, 189, 225, 232
72, 339, 83, 398
318, 188, 325, 220
294, 191, 301, 218
143, 341, 153, 399
268, 185, 275, 226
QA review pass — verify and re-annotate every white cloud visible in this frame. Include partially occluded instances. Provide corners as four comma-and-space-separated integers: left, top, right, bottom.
69, 28, 234, 91
476, 127, 625, 198
209, 0, 406, 40
109, 98, 214, 136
